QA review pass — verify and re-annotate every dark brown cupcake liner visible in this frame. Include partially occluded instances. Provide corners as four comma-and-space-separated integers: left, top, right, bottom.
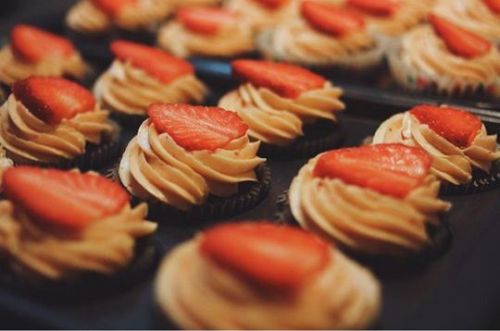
439, 160, 500, 195
258, 120, 345, 160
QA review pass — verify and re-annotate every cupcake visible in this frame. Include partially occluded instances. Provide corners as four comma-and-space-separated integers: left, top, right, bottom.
0, 25, 88, 87
257, 0, 385, 70
433, 0, 500, 43
218, 59, 345, 158
118, 103, 269, 220
373, 104, 500, 190
0, 77, 120, 170
171, 0, 221, 6
94, 40, 207, 123
0, 166, 156, 292
157, 6, 255, 58
155, 221, 381, 329
388, 13, 500, 97
224, 0, 298, 31
289, 143, 451, 256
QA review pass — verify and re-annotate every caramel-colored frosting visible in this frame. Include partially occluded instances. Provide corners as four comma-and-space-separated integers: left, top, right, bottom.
0, 46, 88, 86
157, 21, 255, 58
218, 82, 344, 146
0, 94, 114, 163
0, 200, 156, 279
389, 25, 500, 95
172, 0, 221, 6
155, 238, 381, 329
225, 0, 298, 30
94, 60, 207, 116
433, 0, 500, 42
119, 120, 265, 210
258, 17, 383, 67
373, 112, 500, 185
66, 0, 171, 34
289, 156, 451, 255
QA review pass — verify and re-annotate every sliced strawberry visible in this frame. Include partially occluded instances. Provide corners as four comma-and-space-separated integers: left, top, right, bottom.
177, 7, 238, 35
232, 60, 326, 99
3, 167, 130, 230
410, 104, 482, 148
91, 0, 137, 17
346, 0, 399, 17
483, 0, 500, 14
10, 24, 75, 64
12, 77, 95, 125
111, 40, 194, 84
253, 0, 289, 9
314, 144, 431, 198
147, 104, 248, 151
428, 13, 491, 59
200, 222, 331, 289
301, 0, 365, 37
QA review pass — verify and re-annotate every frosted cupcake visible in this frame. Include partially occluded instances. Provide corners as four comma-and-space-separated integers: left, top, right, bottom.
389, 13, 500, 97
157, 6, 254, 58
0, 25, 88, 86
94, 40, 207, 123
155, 222, 381, 329
289, 143, 451, 256
373, 104, 500, 190
224, 0, 298, 31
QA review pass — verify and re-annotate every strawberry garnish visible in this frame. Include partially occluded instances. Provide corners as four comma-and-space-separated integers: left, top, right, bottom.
177, 7, 238, 35
253, 0, 289, 9
314, 144, 432, 198
10, 24, 75, 64
232, 59, 326, 99
91, 0, 137, 17
200, 222, 331, 289
111, 40, 194, 84
12, 77, 95, 125
483, 0, 500, 14
346, 0, 399, 17
3, 167, 130, 230
410, 104, 482, 148
147, 104, 248, 151
428, 13, 491, 59
301, 0, 365, 37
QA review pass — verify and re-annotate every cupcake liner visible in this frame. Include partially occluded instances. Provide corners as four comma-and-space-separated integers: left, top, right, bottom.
258, 120, 345, 160
0, 236, 159, 302
440, 159, 500, 195
109, 162, 272, 222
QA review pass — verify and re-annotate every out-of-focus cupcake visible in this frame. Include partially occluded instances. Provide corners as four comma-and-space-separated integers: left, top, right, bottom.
94, 40, 207, 124
257, 0, 385, 70
219, 59, 345, 158
389, 13, 500, 97
157, 6, 254, 58
0, 25, 88, 87
224, 0, 298, 31
0, 77, 119, 170
171, 0, 221, 7
155, 221, 381, 329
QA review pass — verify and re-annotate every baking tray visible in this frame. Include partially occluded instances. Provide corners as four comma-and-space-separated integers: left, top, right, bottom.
1, 1, 500, 329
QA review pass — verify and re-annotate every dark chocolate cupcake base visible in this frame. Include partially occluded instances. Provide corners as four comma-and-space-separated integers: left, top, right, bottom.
439, 160, 500, 195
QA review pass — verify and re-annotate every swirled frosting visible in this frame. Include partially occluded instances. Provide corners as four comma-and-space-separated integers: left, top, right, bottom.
155, 238, 381, 329
373, 112, 500, 185
0, 200, 156, 279
94, 60, 207, 116
66, 0, 172, 34
119, 120, 265, 210
289, 156, 451, 255
433, 0, 500, 42
0, 94, 114, 163
218, 82, 344, 145
389, 25, 500, 95
225, 0, 298, 30
0, 46, 87, 86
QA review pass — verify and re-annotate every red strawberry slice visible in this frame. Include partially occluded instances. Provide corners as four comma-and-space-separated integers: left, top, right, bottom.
428, 13, 491, 59
301, 0, 365, 37
200, 222, 331, 289
12, 77, 96, 125
232, 60, 326, 98
346, 0, 399, 17
177, 7, 238, 35
483, 0, 500, 14
3, 167, 130, 230
314, 144, 432, 198
111, 40, 194, 84
91, 0, 137, 17
253, 0, 289, 9
10, 24, 75, 64
410, 104, 482, 148
147, 104, 248, 151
